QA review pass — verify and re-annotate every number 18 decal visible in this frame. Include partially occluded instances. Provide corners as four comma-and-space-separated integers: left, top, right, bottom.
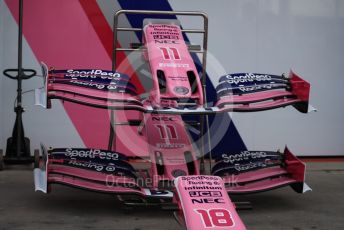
195, 209, 235, 228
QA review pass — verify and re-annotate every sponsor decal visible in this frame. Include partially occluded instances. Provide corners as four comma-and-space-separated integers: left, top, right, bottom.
155, 40, 180, 44
181, 175, 220, 181
187, 180, 213, 186
222, 151, 268, 164
149, 24, 181, 45
182, 176, 223, 190
156, 143, 185, 148
64, 148, 120, 161
189, 191, 222, 197
191, 198, 225, 204
69, 80, 105, 90
164, 157, 186, 164
184, 185, 222, 190
174, 86, 189, 95
149, 24, 179, 30
169, 76, 188, 81
68, 80, 120, 91
233, 160, 276, 172
151, 31, 178, 35
159, 63, 189, 68
153, 35, 179, 40
237, 84, 274, 92
224, 73, 273, 85
67, 159, 117, 173
65, 69, 123, 79
50, 79, 137, 95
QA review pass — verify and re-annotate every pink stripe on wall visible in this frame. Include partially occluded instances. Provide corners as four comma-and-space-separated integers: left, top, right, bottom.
5, 0, 112, 69
5, 0, 148, 156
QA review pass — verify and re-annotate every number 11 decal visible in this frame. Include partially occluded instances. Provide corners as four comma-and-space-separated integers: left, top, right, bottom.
195, 208, 235, 228
159, 47, 181, 60
155, 124, 178, 139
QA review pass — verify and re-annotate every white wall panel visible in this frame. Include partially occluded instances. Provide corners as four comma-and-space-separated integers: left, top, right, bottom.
169, 0, 344, 155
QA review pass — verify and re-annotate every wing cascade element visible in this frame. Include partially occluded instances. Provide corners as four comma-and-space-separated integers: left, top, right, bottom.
34, 144, 146, 195
212, 147, 311, 194
215, 72, 311, 113
35, 63, 142, 110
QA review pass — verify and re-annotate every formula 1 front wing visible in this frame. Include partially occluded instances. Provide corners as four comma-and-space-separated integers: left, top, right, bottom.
35, 63, 315, 114
33, 144, 173, 199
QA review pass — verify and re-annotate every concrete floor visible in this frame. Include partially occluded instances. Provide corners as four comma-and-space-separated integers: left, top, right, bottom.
0, 162, 343, 230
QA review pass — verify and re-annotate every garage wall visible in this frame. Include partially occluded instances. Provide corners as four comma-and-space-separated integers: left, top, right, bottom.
1, 0, 344, 156
0, 0, 85, 154
171, 0, 344, 155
